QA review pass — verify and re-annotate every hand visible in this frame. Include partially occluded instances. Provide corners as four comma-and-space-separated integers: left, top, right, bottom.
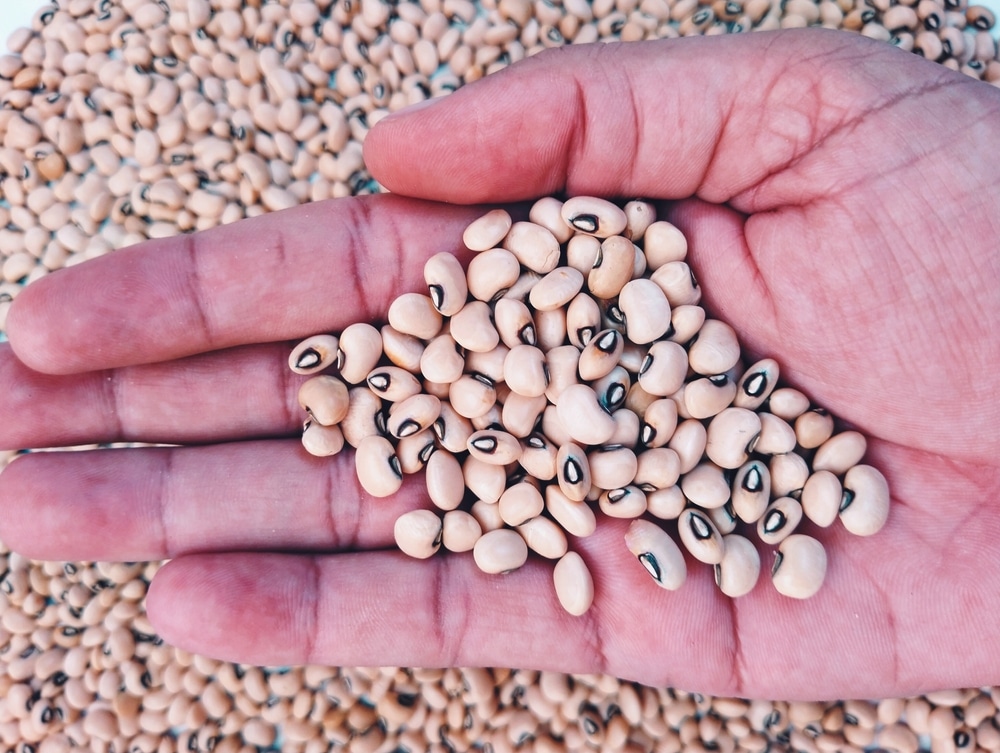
2, 28, 999, 701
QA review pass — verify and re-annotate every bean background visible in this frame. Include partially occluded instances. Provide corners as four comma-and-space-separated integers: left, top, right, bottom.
2, 0, 999, 751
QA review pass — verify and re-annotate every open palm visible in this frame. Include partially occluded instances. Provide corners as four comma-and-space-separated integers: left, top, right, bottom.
1, 29, 998, 701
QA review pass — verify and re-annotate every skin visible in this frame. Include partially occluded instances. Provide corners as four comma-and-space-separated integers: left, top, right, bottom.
0, 29, 999, 701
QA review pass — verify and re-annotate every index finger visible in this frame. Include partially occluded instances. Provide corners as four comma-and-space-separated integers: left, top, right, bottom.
6, 195, 483, 375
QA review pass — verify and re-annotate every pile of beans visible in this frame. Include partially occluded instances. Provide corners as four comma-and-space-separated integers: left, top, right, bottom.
0, 0, 996, 750
288, 197, 890, 614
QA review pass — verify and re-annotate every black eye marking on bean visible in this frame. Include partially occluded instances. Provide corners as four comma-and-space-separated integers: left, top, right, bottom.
689, 512, 712, 539
563, 458, 583, 484
742, 466, 764, 493
638, 552, 662, 582
471, 436, 498, 453
763, 509, 786, 533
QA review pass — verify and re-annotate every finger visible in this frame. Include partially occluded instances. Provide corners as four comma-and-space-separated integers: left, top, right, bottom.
144, 512, 1000, 700
0, 441, 423, 561
0, 342, 303, 449
365, 30, 958, 206
6, 195, 483, 375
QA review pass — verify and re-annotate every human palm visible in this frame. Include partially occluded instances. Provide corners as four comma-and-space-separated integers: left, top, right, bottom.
1, 29, 998, 701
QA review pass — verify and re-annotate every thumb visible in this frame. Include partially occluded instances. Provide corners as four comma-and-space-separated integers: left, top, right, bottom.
364, 29, 947, 208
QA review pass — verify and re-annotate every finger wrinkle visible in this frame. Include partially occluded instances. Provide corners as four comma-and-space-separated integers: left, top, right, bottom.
302, 557, 322, 664
181, 232, 218, 353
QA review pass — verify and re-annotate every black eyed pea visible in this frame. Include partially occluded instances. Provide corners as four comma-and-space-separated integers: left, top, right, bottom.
394, 509, 443, 559
566, 291, 602, 349
598, 485, 647, 519
637, 340, 688, 397
336, 323, 384, 384
449, 373, 497, 419
433, 400, 475, 454
528, 266, 584, 311
502, 220, 561, 274
592, 366, 631, 415
645, 485, 687, 520
633, 447, 681, 492
541, 404, 575, 448
640, 398, 679, 448
555, 384, 616, 446
578, 329, 625, 381
467, 428, 522, 465
298, 375, 350, 426
366, 366, 422, 403
757, 496, 804, 545
498, 482, 545, 527
731, 459, 771, 524
625, 382, 660, 417
425, 449, 465, 511
473, 529, 529, 575
755, 412, 798, 455
686, 319, 740, 376
355, 435, 404, 498
450, 300, 500, 353
794, 408, 835, 449
705, 407, 762, 469
677, 507, 726, 565
463, 455, 507, 504
625, 519, 687, 590
650, 260, 701, 307
420, 334, 465, 385
685, 375, 739, 421
617, 278, 672, 344
528, 196, 574, 244
518, 434, 558, 481
812, 430, 867, 475
301, 420, 345, 457
771, 534, 827, 599
471, 402, 505, 432
709, 502, 739, 535
504, 344, 549, 398
619, 341, 646, 374
395, 431, 437, 475
466, 249, 521, 301
470, 499, 505, 534
463, 208, 512, 251
608, 408, 641, 447
442, 510, 483, 553
545, 483, 597, 538
501, 392, 548, 439
587, 235, 635, 298
587, 445, 638, 491
714, 534, 761, 598
801, 470, 843, 527
387, 292, 443, 340
561, 196, 628, 238
566, 233, 602, 275
380, 325, 425, 374
679, 461, 731, 509
387, 393, 441, 438
623, 199, 656, 241
424, 251, 468, 316
503, 270, 545, 303
340, 387, 384, 449
668, 418, 708, 475
552, 551, 595, 616
767, 387, 810, 420
642, 220, 688, 269
494, 298, 537, 349
535, 306, 568, 352
556, 441, 592, 502
666, 304, 706, 345
733, 358, 780, 410
840, 464, 890, 536
770, 451, 811, 498
517, 516, 568, 559
465, 343, 510, 384
289, 334, 339, 375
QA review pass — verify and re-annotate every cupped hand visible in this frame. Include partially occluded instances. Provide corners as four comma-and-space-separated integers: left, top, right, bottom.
2, 29, 999, 701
